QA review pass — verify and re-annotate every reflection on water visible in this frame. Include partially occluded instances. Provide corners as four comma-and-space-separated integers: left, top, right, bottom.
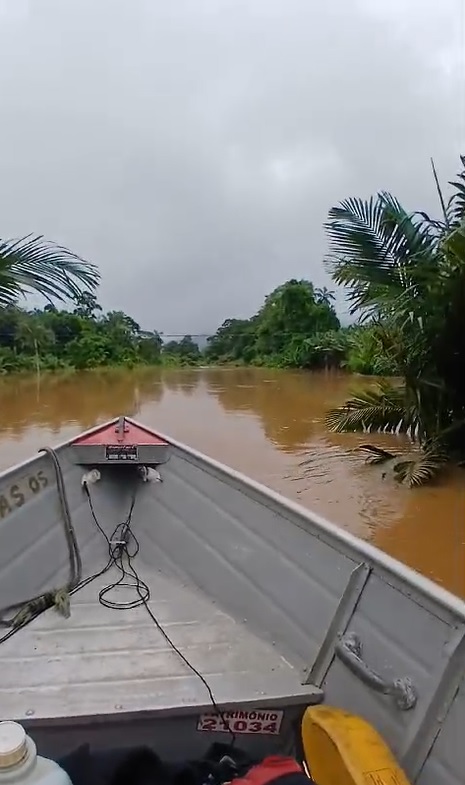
205, 367, 318, 451
0, 366, 463, 598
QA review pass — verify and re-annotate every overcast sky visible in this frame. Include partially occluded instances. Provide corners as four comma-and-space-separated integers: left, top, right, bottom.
0, 0, 463, 335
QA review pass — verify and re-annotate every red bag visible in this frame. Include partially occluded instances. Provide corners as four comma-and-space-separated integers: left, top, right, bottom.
230, 756, 307, 785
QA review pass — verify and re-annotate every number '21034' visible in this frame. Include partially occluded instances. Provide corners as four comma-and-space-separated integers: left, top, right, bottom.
0, 470, 49, 519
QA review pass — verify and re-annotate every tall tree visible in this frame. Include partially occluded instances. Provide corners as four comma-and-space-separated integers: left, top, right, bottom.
314, 286, 336, 306
73, 291, 102, 319
255, 279, 339, 358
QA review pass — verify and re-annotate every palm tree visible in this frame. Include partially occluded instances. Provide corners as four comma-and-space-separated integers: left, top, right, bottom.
15, 312, 56, 377
323, 158, 465, 486
0, 234, 99, 308
314, 286, 336, 306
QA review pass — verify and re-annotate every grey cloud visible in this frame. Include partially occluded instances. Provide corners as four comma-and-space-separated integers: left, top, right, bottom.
0, 0, 462, 334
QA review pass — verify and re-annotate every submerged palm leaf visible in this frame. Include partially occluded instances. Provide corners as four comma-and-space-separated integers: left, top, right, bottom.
358, 443, 447, 486
392, 444, 448, 488
0, 235, 100, 307
325, 381, 421, 438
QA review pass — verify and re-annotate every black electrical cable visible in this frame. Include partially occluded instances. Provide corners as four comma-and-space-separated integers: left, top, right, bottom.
0, 446, 82, 639
0, 486, 114, 645
82, 480, 236, 747
0, 472, 236, 747
81, 484, 149, 609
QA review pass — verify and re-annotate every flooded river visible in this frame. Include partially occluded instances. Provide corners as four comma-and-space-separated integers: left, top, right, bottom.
0, 366, 463, 597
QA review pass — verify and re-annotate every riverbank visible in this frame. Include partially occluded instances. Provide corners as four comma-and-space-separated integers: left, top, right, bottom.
0, 348, 388, 377
0, 359, 388, 381
0, 360, 200, 376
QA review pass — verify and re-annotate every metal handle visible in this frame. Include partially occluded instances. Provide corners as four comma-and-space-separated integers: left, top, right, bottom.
335, 632, 417, 711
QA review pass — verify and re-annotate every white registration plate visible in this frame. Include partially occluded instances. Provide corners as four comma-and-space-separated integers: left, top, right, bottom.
197, 709, 284, 735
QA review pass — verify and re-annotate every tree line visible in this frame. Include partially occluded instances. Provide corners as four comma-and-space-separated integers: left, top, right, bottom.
0, 156, 464, 485
0, 280, 401, 374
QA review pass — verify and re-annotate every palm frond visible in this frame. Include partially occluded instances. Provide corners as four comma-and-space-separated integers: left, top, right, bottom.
443, 222, 465, 263
325, 381, 419, 436
358, 444, 397, 465
0, 235, 100, 307
324, 194, 437, 318
392, 445, 448, 487
430, 158, 450, 228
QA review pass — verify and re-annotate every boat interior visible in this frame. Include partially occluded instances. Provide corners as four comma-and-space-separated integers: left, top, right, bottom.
0, 419, 463, 785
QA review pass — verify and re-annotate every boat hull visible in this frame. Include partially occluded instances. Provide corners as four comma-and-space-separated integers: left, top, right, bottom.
0, 417, 463, 784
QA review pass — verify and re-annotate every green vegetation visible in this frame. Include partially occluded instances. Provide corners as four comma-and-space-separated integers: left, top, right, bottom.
1, 275, 390, 375
162, 335, 202, 365
203, 280, 404, 376
204, 295, 399, 376
206, 280, 340, 368
324, 158, 465, 486
0, 226, 410, 378
0, 294, 166, 373
0, 282, 408, 375
205, 157, 465, 485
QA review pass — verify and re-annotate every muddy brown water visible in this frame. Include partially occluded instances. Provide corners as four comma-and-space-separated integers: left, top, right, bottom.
0, 366, 463, 598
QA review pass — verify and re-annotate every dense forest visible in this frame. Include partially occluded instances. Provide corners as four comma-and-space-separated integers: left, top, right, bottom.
203, 280, 399, 374
1, 157, 464, 485
0, 279, 395, 375
0, 291, 175, 372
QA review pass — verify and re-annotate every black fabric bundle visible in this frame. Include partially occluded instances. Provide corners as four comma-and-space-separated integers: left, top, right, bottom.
58, 741, 258, 785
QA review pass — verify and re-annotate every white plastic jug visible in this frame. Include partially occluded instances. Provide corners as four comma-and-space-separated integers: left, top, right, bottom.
0, 723, 73, 785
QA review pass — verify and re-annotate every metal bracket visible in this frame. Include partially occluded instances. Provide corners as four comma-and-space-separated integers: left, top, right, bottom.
401, 626, 465, 777
115, 416, 129, 442
304, 562, 371, 686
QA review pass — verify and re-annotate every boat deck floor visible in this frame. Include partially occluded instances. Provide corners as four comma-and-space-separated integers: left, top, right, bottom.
0, 563, 322, 722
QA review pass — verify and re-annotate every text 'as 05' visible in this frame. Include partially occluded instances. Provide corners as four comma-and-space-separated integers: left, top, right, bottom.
0, 470, 49, 519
